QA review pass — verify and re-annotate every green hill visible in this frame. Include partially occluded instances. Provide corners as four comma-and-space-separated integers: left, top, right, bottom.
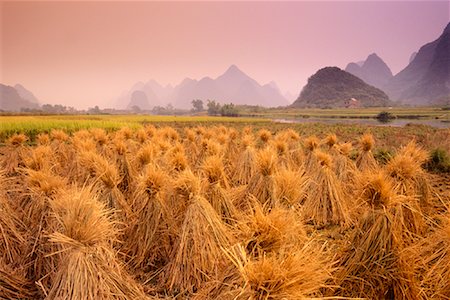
292, 67, 392, 108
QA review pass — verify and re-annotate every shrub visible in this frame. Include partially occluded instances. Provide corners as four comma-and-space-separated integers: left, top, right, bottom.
426, 148, 450, 173
374, 148, 393, 165
376, 111, 396, 123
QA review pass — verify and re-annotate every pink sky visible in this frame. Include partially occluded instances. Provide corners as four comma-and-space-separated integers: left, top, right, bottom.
1, 1, 448, 108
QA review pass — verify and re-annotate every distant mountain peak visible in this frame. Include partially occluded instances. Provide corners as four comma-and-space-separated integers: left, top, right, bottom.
13, 83, 40, 104
383, 22, 450, 105
220, 64, 248, 79
226, 64, 240, 73
119, 64, 289, 110
365, 53, 383, 62
345, 53, 393, 89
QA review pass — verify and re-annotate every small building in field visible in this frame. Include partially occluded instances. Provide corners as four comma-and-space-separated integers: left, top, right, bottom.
344, 98, 361, 108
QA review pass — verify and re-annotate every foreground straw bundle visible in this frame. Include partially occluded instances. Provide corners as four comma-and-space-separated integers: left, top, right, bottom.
0, 125, 446, 299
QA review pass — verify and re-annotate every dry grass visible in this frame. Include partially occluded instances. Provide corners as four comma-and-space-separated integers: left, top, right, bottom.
165, 195, 234, 294
0, 126, 445, 299
303, 151, 353, 227
356, 133, 379, 172
46, 187, 149, 299
222, 242, 333, 299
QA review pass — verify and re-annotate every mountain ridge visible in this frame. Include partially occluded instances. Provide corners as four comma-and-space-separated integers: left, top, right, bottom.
118, 65, 289, 110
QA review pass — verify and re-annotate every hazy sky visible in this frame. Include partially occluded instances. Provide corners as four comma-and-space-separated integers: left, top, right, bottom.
1, 1, 448, 109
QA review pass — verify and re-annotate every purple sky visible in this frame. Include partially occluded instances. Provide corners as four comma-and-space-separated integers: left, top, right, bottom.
1, 1, 448, 108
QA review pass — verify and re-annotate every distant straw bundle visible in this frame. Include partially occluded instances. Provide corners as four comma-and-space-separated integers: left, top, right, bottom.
202, 156, 237, 223
2, 133, 28, 175
273, 168, 309, 207
333, 142, 358, 188
90, 128, 108, 147
303, 136, 320, 173
231, 137, 257, 186
356, 133, 379, 172
257, 129, 271, 146
245, 148, 278, 207
77, 151, 132, 221
23, 145, 53, 171
325, 134, 338, 150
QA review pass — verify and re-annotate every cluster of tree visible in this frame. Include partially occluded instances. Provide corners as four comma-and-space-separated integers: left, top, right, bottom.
190, 99, 239, 117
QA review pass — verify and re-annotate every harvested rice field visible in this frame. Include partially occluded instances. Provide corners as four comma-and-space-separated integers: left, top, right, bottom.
1, 124, 450, 299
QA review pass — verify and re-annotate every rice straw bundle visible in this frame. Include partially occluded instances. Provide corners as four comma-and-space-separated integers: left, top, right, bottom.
357, 172, 425, 243
184, 128, 196, 143
409, 212, 450, 299
160, 126, 180, 142
124, 164, 173, 273
242, 126, 253, 135
273, 168, 309, 208
2, 133, 28, 175
257, 129, 271, 147
23, 145, 54, 171
112, 138, 135, 196
136, 128, 149, 144
386, 142, 431, 210
50, 129, 69, 142
356, 133, 379, 172
0, 171, 26, 266
77, 151, 132, 221
163, 142, 188, 174
20, 169, 66, 294
144, 125, 156, 139
245, 148, 278, 207
135, 143, 159, 171
231, 139, 257, 186
270, 139, 289, 167
117, 127, 134, 140
0, 262, 37, 299
222, 243, 332, 299
169, 169, 203, 230
333, 142, 358, 190
46, 187, 149, 299
302, 151, 352, 227
238, 201, 307, 256
303, 136, 320, 173
164, 195, 234, 294
333, 172, 420, 299
36, 133, 50, 146
201, 155, 238, 223
325, 133, 338, 149
90, 128, 108, 147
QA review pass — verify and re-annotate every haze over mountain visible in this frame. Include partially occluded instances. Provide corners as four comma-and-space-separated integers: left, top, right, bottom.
292, 67, 391, 108
0, 83, 40, 111
383, 22, 450, 105
345, 53, 393, 90
118, 65, 290, 110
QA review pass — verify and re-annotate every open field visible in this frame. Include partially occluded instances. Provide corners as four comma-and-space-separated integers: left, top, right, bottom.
0, 115, 270, 142
0, 123, 449, 299
241, 106, 450, 119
